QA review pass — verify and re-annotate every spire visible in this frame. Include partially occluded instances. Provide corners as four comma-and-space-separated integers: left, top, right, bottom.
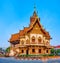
34, 4, 36, 12
30, 4, 40, 26
33, 4, 38, 17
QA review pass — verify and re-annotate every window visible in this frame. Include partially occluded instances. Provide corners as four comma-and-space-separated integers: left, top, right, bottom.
22, 50, 24, 53
21, 40, 24, 45
32, 36, 35, 42
26, 39, 29, 44
32, 39, 35, 42
46, 50, 48, 53
38, 37, 42, 43
39, 49, 41, 53
46, 41, 49, 45
32, 49, 35, 53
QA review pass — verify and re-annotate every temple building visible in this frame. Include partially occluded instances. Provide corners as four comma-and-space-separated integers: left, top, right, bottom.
9, 9, 52, 56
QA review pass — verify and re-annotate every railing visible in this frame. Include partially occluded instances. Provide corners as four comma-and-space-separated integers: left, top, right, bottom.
14, 42, 46, 47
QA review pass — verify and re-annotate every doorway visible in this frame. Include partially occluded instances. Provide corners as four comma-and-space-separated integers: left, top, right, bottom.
26, 49, 28, 55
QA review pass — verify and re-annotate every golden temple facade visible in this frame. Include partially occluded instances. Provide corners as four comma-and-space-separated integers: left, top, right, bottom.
9, 10, 52, 56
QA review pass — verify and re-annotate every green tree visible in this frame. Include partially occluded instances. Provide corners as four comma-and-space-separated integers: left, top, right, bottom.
5, 47, 10, 53
56, 49, 60, 55
57, 49, 60, 53
0, 48, 2, 51
51, 48, 55, 54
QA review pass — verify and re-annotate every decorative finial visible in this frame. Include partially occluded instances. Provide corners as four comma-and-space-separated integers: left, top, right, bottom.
34, 3, 36, 12
33, 3, 38, 17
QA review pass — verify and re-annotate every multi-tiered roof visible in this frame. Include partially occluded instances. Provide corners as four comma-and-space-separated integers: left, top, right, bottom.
9, 10, 51, 43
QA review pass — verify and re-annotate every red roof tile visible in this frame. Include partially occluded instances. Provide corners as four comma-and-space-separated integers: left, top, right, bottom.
10, 33, 19, 42
55, 45, 60, 48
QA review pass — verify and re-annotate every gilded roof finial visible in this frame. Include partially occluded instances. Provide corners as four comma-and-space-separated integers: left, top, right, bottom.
34, 3, 36, 12
33, 4, 38, 17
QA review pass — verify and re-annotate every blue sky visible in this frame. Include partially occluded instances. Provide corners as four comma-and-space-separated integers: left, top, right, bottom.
0, 0, 60, 48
